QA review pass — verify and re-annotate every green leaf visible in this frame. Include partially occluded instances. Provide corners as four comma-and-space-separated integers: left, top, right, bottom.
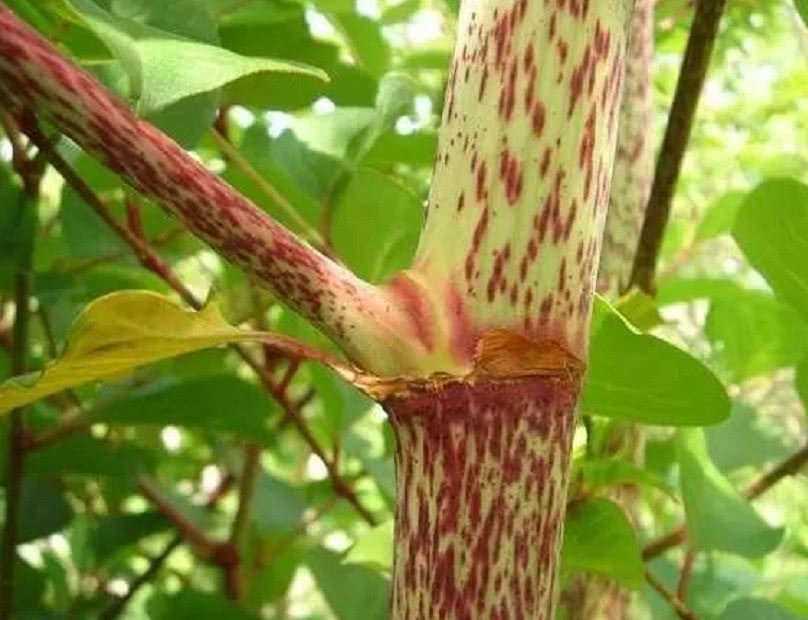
310, 364, 373, 440
615, 290, 664, 331
0, 478, 74, 543
89, 511, 171, 564
706, 402, 794, 473
678, 428, 783, 557
363, 131, 438, 168
380, 0, 421, 24
797, 355, 808, 411
561, 498, 643, 589
332, 167, 422, 282
721, 598, 804, 620
343, 520, 393, 573
250, 471, 307, 533
583, 300, 730, 426
705, 289, 808, 379
88, 376, 277, 442
795, 0, 808, 28
695, 191, 744, 241
332, 14, 391, 78
245, 545, 302, 607
65, 0, 326, 114
733, 178, 808, 319
576, 458, 673, 497
0, 291, 330, 415
147, 590, 259, 620
306, 547, 389, 620
26, 435, 157, 478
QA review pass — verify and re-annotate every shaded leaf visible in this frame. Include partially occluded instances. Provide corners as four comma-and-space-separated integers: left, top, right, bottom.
0, 477, 74, 543
678, 428, 783, 557
250, 470, 307, 533
90, 511, 171, 564
27, 435, 157, 478
88, 376, 277, 442
733, 178, 808, 319
306, 547, 389, 620
695, 190, 744, 241
561, 498, 643, 589
705, 289, 808, 379
332, 167, 422, 282
706, 402, 794, 473
721, 598, 803, 620
147, 590, 258, 620
577, 458, 673, 497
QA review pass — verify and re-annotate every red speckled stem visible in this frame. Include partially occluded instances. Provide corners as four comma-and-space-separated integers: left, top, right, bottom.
598, 0, 654, 295
408, 0, 633, 371
386, 373, 579, 619
0, 5, 423, 375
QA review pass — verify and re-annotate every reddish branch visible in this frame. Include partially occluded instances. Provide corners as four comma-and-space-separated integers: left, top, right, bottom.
645, 569, 702, 620
0, 5, 414, 370
16, 122, 376, 528
629, 0, 728, 293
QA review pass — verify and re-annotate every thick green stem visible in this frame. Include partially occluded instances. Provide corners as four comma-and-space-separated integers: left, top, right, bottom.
408, 0, 634, 371
386, 371, 580, 618
561, 0, 655, 617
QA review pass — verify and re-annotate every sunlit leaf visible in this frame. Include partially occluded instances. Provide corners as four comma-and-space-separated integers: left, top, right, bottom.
0, 291, 344, 414
583, 299, 730, 426
66, 0, 326, 115
343, 520, 394, 573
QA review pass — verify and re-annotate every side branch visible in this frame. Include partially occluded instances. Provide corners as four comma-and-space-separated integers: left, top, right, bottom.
0, 5, 415, 372
629, 0, 727, 293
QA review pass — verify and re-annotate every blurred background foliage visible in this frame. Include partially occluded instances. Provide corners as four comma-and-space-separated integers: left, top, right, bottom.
0, 0, 807, 618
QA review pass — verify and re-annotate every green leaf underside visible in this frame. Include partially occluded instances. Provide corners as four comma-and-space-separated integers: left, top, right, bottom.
65, 0, 326, 115
678, 429, 783, 557
0, 291, 341, 415
583, 300, 730, 426
561, 498, 643, 589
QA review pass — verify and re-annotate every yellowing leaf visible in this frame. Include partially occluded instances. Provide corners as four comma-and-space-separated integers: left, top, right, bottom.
0, 291, 354, 414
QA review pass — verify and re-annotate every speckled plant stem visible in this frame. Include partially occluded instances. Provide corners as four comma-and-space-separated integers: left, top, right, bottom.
562, 1, 654, 617
598, 0, 655, 295
1, 1, 638, 615
0, 4, 425, 375
385, 0, 634, 617
405, 0, 634, 373
386, 372, 580, 618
